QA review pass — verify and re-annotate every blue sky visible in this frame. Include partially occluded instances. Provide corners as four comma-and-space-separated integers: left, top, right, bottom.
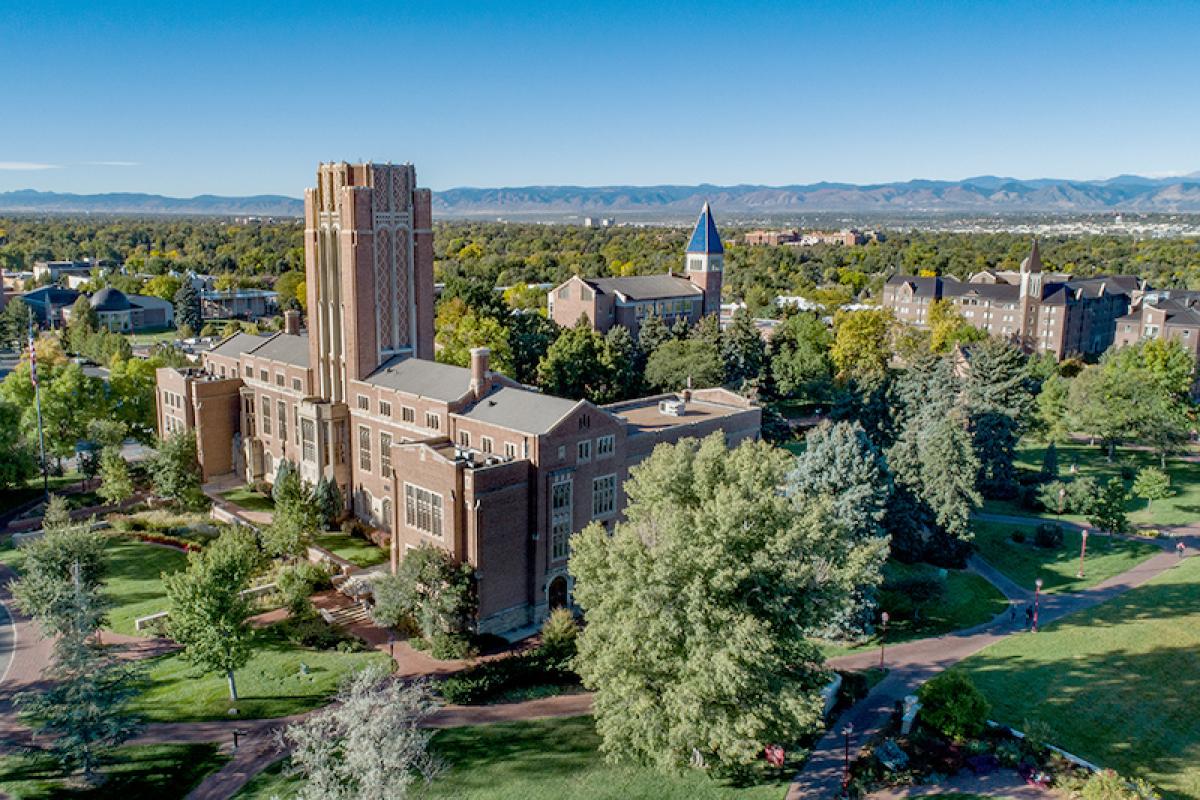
2, 0, 1198, 196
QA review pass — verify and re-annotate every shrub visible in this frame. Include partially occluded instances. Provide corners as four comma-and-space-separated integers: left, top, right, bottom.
429, 632, 475, 660
917, 671, 990, 741
1020, 717, 1055, 757
1037, 480, 1071, 515
1066, 477, 1100, 515
1082, 769, 1161, 800
1118, 459, 1139, 482
341, 518, 370, 539
1034, 523, 1064, 549
439, 646, 577, 705
277, 562, 332, 615
539, 608, 578, 670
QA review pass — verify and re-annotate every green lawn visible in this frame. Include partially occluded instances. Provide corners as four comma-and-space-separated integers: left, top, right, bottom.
973, 520, 1160, 594
819, 560, 1008, 658
219, 486, 275, 513
235, 716, 794, 800
102, 538, 188, 636
312, 532, 388, 568
985, 441, 1200, 528
0, 743, 228, 799
127, 328, 180, 346
957, 554, 1200, 799
0, 536, 187, 637
0, 474, 86, 517
130, 623, 389, 722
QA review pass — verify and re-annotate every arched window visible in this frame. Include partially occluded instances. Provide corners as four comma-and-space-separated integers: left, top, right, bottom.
548, 576, 569, 610
264, 451, 273, 477
381, 498, 392, 532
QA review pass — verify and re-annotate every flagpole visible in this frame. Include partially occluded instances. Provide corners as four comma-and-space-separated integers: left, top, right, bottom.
28, 309, 48, 501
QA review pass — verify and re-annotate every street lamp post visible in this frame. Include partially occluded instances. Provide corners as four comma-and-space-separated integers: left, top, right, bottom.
1077, 529, 1089, 579
841, 723, 854, 797
879, 611, 889, 669
1033, 578, 1044, 632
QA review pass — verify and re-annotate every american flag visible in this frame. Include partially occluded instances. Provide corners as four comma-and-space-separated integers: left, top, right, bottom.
28, 332, 37, 389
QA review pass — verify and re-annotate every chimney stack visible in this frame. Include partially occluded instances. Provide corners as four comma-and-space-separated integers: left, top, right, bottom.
470, 347, 491, 400
283, 309, 301, 336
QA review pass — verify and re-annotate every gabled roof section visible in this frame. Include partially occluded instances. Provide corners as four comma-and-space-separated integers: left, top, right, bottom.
363, 355, 474, 402
1021, 238, 1043, 273
459, 386, 585, 435
686, 202, 724, 255
208, 331, 271, 359
586, 274, 701, 302
250, 332, 310, 368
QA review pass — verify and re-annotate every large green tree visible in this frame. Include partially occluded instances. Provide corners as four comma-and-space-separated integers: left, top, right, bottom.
173, 281, 202, 334
721, 307, 767, 388
571, 434, 887, 775
164, 526, 262, 700
769, 311, 833, 399
151, 430, 205, 509
536, 319, 611, 402
830, 308, 894, 382
644, 338, 724, 392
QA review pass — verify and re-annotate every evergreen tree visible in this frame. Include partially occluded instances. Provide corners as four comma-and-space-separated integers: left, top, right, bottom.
689, 312, 722, 349
266, 463, 320, 558
0, 398, 35, 491
97, 447, 134, 505
508, 313, 560, 386
66, 295, 99, 355
669, 315, 690, 340
313, 477, 343, 529
571, 434, 887, 775
1042, 442, 1058, 479
0, 296, 32, 349
601, 325, 643, 402
961, 338, 1034, 498
164, 527, 261, 700
1088, 478, 1130, 534
173, 281, 202, 334
721, 308, 767, 388
10, 524, 107, 636
637, 313, 671, 356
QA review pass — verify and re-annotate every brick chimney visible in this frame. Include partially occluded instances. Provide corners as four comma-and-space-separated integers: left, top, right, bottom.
470, 347, 491, 401
283, 309, 301, 336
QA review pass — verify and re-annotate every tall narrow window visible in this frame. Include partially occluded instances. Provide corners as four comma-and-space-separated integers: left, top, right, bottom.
261, 396, 271, 435
358, 425, 372, 472
301, 418, 316, 463
404, 484, 443, 538
380, 432, 393, 478
551, 474, 573, 561
277, 400, 287, 441
592, 474, 617, 518
379, 400, 392, 418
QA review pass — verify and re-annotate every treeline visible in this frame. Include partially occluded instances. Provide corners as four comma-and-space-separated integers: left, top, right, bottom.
7, 217, 1200, 307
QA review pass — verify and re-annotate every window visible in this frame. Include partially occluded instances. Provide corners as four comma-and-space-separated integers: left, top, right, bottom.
557, 445, 566, 460
259, 369, 268, 382
261, 396, 271, 435
551, 474, 573, 560
504, 442, 518, 459
481, 436, 493, 454
245, 365, 252, 377
293, 405, 300, 445
558, 287, 569, 299
275, 373, 284, 386
458, 430, 471, 448
596, 434, 615, 459
301, 418, 316, 462
402, 406, 415, 423
380, 432, 393, 478
381, 498, 392, 532
592, 474, 617, 518
405, 484, 444, 538
218, 365, 226, 378
358, 425, 372, 471
292, 378, 302, 391
425, 412, 440, 431
357, 395, 370, 411
277, 400, 287, 440
577, 440, 592, 463
379, 400, 392, 418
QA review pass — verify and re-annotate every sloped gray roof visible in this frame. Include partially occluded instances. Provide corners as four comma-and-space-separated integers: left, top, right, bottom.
250, 332, 310, 367
90, 287, 131, 311
208, 332, 270, 358
363, 356, 473, 402
586, 274, 701, 301
459, 386, 582, 435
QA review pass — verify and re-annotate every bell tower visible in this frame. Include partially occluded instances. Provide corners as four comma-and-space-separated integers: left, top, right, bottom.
685, 202, 724, 316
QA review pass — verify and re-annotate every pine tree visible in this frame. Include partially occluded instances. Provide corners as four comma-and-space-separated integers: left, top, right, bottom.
97, 447, 134, 505
314, 477, 343, 529
721, 308, 767, 388
637, 313, 671, 356
601, 325, 643, 402
173, 281, 202, 334
1042, 442, 1058, 479
66, 295, 99, 356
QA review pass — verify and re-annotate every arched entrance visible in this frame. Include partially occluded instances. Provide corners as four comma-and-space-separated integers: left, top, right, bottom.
548, 576, 569, 610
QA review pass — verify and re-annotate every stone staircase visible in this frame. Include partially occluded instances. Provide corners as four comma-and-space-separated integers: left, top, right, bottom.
320, 603, 371, 629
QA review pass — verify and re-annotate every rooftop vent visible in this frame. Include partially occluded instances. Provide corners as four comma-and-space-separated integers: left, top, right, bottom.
658, 398, 686, 417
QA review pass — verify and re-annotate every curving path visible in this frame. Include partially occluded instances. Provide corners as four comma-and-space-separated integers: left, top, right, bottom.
786, 535, 1200, 799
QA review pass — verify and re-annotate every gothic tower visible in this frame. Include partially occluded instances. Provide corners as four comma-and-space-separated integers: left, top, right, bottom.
1017, 238, 1044, 351
685, 202, 724, 316
304, 163, 435, 402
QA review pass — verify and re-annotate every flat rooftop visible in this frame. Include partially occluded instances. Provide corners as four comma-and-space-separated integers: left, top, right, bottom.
611, 394, 750, 435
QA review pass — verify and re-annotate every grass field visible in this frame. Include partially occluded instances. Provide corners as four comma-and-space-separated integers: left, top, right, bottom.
0, 743, 227, 799
127, 328, 180, 346
130, 623, 389, 722
819, 560, 1008, 658
984, 441, 1200, 528
219, 485, 275, 513
234, 716, 794, 800
957, 555, 1200, 799
312, 532, 387, 568
973, 520, 1160, 594
0, 536, 187, 637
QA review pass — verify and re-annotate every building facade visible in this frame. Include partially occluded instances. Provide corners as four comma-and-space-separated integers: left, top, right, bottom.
547, 203, 724, 337
882, 240, 1143, 358
156, 163, 761, 635
1113, 290, 1200, 361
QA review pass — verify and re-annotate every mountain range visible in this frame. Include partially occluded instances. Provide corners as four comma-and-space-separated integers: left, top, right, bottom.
4, 174, 1200, 218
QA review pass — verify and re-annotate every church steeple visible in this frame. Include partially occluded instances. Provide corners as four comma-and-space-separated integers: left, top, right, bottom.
1020, 237, 1044, 300
1021, 238, 1043, 274
684, 202, 723, 316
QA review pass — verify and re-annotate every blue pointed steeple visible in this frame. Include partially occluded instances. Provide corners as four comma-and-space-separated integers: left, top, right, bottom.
686, 202, 724, 255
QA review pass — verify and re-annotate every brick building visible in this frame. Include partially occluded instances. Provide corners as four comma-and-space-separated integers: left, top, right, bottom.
882, 240, 1144, 358
1114, 290, 1200, 358
547, 203, 724, 337
156, 163, 760, 634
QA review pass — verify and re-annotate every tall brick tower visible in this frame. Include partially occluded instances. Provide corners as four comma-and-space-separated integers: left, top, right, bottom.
304, 162, 435, 403
685, 202, 724, 316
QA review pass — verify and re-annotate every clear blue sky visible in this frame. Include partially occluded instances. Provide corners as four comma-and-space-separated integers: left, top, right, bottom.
3, 0, 1198, 196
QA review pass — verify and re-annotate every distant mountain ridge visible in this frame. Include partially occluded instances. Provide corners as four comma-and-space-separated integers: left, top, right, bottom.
5, 173, 1200, 217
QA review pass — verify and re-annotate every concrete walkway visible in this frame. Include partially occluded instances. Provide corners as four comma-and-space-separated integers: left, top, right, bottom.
787, 539, 1198, 799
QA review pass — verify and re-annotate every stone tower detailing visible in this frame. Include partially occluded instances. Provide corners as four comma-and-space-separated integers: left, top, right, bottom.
685, 201, 724, 316
1018, 238, 1044, 351
305, 163, 434, 402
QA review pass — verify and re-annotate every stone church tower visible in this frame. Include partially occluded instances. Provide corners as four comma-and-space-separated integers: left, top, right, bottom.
1017, 238, 1044, 351
685, 201, 724, 316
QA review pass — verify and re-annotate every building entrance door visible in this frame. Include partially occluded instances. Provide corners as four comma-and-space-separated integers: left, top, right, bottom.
548, 576, 568, 610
